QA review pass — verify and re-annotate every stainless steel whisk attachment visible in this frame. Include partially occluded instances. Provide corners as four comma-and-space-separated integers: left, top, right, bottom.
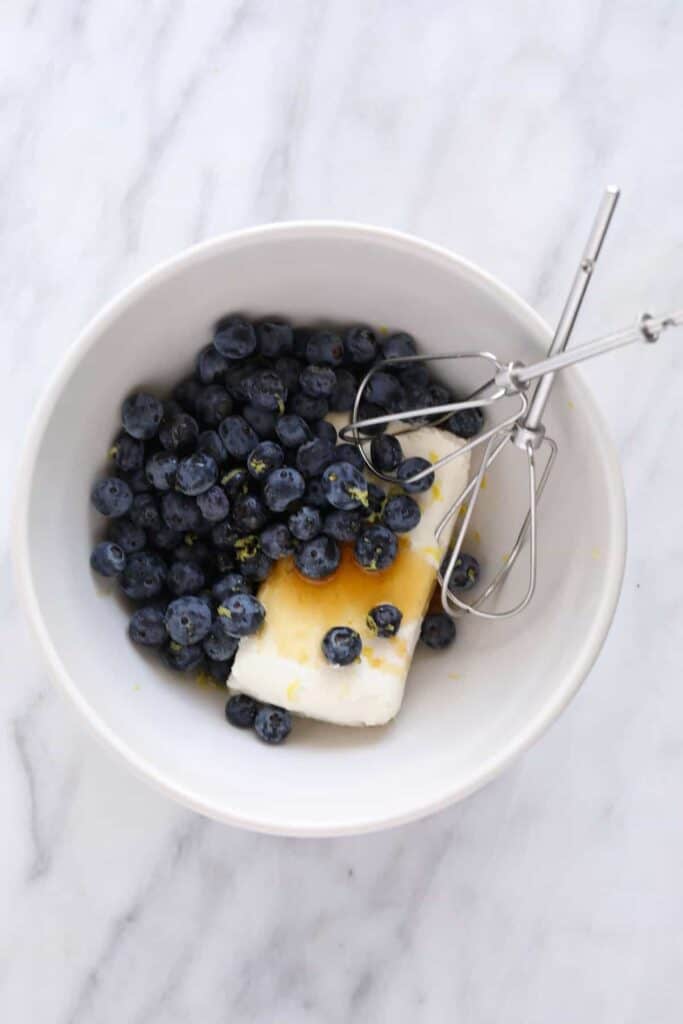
341, 188, 683, 621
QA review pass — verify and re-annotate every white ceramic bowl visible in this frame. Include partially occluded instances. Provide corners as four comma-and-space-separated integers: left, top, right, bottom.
13, 223, 626, 835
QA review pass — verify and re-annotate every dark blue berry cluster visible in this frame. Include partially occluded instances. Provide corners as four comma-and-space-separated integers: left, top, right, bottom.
90, 317, 485, 738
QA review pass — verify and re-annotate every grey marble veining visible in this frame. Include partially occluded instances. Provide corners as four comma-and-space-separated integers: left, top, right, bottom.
3, 2, 683, 1021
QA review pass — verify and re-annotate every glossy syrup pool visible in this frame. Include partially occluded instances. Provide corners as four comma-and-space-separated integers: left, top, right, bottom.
256, 539, 435, 669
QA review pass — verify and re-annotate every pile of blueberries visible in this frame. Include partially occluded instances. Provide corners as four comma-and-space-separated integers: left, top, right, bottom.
89, 316, 482, 744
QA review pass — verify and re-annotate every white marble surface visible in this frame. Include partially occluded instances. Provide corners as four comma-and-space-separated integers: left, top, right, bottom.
3, 2, 683, 1020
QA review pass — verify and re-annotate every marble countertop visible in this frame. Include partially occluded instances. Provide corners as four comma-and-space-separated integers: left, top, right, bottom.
3, 2, 683, 1021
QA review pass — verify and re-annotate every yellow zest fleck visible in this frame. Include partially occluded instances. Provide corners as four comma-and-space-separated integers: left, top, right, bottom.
471, 529, 481, 545
458, 500, 469, 516
363, 646, 384, 670
108, 445, 118, 459
286, 680, 300, 701
431, 481, 443, 502
169, 641, 182, 652
591, 546, 601, 561
428, 450, 439, 464
185, 533, 197, 546
391, 637, 407, 658
217, 606, 231, 618
502, 552, 510, 565
568, 399, 575, 410
378, 325, 389, 336
196, 671, 212, 688
421, 544, 441, 562
449, 672, 461, 682
132, 683, 141, 692
480, 475, 488, 491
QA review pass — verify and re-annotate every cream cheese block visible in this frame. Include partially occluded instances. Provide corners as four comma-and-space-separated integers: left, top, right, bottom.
230, 426, 470, 725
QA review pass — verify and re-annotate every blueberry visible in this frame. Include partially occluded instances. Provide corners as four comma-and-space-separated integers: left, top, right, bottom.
173, 538, 212, 567
382, 493, 421, 533
344, 325, 377, 365
243, 404, 276, 439
333, 443, 364, 470
211, 519, 240, 549
121, 392, 164, 440
247, 440, 285, 480
163, 398, 184, 420
107, 517, 147, 554
216, 593, 265, 637
322, 627, 362, 666
173, 377, 203, 414
260, 522, 295, 560
300, 364, 337, 399
159, 412, 199, 454
147, 525, 182, 551
367, 603, 402, 638
314, 420, 337, 445
357, 400, 387, 436
161, 491, 202, 532
420, 612, 456, 649
370, 434, 402, 473
330, 369, 358, 412
322, 462, 369, 511
254, 704, 292, 744
263, 467, 306, 512
196, 485, 230, 522
218, 415, 259, 461
257, 320, 293, 358
203, 620, 240, 662
167, 560, 205, 596
196, 385, 232, 427
91, 477, 133, 517
425, 382, 452, 410
224, 358, 261, 402
232, 492, 267, 533
354, 524, 398, 571
381, 331, 417, 364
129, 606, 166, 646
124, 468, 152, 494
289, 392, 329, 422
145, 451, 178, 491
212, 573, 251, 603
306, 330, 344, 367
238, 548, 273, 582
323, 509, 362, 542
226, 693, 260, 729
296, 438, 335, 478
175, 452, 218, 496
213, 314, 258, 360
221, 466, 250, 499
165, 595, 213, 645
90, 540, 126, 577
275, 413, 312, 449
274, 356, 303, 393
445, 407, 484, 439
397, 457, 434, 493
399, 363, 431, 399
119, 551, 167, 600
110, 433, 144, 473
365, 371, 405, 411
162, 642, 205, 672
208, 659, 233, 685
295, 535, 340, 580
215, 549, 237, 575
365, 481, 387, 522
245, 369, 287, 413
293, 326, 313, 359
196, 344, 229, 385
446, 552, 480, 591
289, 505, 322, 541
197, 429, 228, 465
129, 492, 162, 531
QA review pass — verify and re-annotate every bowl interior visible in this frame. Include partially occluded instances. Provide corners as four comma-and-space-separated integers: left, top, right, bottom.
17, 225, 625, 834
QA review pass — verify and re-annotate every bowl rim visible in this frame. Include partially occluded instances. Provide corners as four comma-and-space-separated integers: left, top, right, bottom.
12, 220, 627, 836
